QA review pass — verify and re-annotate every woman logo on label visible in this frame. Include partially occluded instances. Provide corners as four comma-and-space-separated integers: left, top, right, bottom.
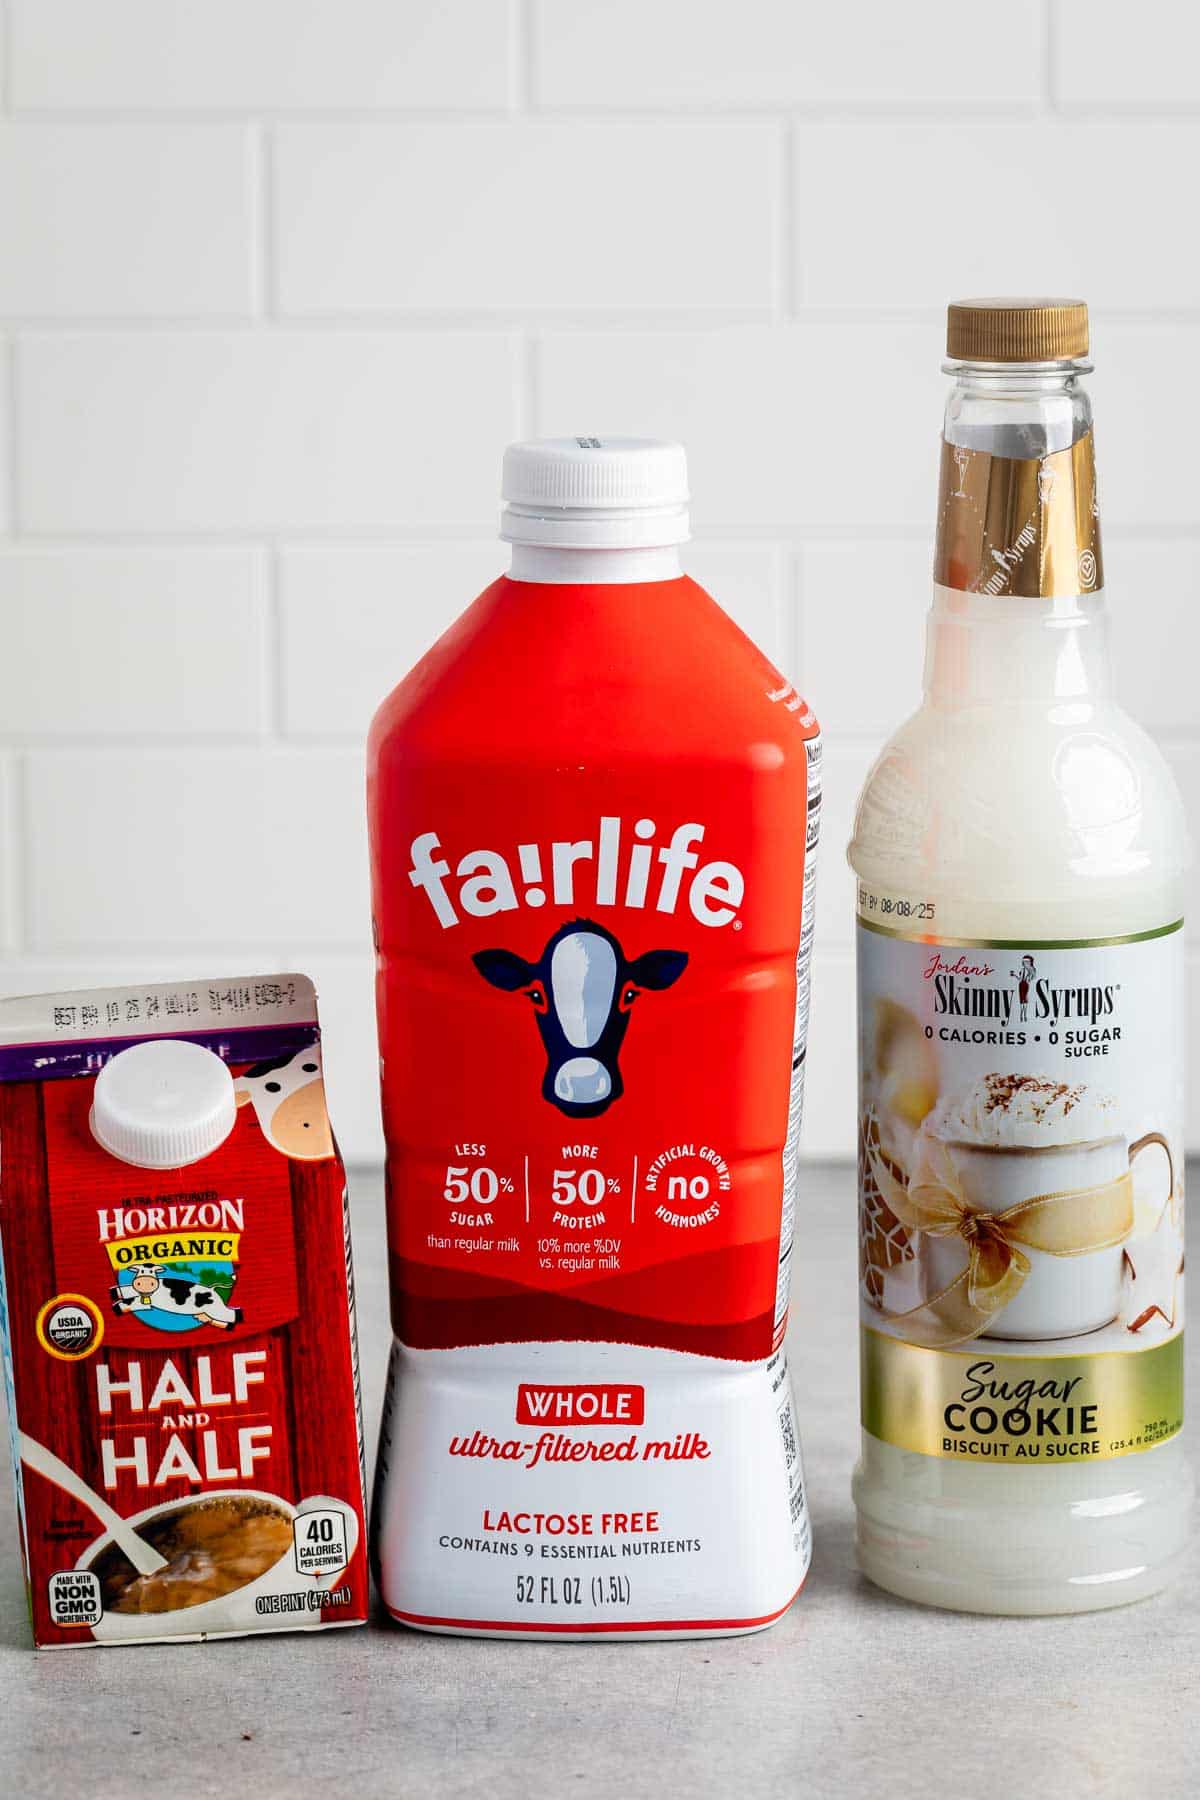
1010, 954, 1037, 1022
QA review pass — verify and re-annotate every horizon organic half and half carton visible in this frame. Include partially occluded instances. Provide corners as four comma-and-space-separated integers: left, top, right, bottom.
0, 974, 367, 1648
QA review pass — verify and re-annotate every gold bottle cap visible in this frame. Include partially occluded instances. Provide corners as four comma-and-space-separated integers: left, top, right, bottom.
946, 298, 1089, 364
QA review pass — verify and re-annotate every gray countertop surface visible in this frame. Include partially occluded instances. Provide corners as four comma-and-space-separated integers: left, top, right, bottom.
1, 1163, 1196, 1800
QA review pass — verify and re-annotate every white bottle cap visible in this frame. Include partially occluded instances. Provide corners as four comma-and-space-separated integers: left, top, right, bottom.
500, 437, 690, 549
90, 1039, 237, 1169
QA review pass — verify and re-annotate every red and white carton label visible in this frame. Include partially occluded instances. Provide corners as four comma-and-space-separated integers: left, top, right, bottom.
0, 976, 367, 1648
369, 573, 819, 1638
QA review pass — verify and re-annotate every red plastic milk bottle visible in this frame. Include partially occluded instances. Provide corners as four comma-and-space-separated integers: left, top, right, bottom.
368, 439, 820, 1638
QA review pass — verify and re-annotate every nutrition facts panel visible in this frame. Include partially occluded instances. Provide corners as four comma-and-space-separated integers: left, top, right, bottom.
776, 733, 822, 1334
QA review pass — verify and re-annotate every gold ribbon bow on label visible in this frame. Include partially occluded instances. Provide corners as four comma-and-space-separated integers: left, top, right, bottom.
866, 1129, 1134, 1348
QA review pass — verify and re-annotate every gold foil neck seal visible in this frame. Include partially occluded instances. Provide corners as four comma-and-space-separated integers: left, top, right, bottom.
934, 431, 1103, 599
947, 299, 1088, 363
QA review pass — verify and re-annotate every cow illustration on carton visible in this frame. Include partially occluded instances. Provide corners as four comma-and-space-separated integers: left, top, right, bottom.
111, 1264, 242, 1332
235, 1045, 335, 1160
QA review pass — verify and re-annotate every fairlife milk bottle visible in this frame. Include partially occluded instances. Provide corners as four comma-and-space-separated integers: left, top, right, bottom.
368, 439, 820, 1638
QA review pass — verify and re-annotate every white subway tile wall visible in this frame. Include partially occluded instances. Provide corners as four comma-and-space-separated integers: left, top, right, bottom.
274, 123, 781, 315
0, 549, 268, 736
531, 2, 1046, 109
16, 333, 519, 531
0, 1, 1196, 1161
8, 2, 514, 110
0, 125, 255, 317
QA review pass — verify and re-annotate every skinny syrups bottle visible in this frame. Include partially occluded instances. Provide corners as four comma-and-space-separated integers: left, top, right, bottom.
850, 301, 1190, 1613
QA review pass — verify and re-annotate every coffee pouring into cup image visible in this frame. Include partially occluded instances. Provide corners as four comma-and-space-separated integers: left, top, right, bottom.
78, 1489, 360, 1644
864, 1069, 1177, 1344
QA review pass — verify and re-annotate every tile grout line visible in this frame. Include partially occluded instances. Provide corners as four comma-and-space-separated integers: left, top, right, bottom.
257, 119, 278, 318
10, 304, 1200, 329
8, 522, 1200, 546
1, 723, 1195, 750
2, 739, 370, 758
9, 308, 1200, 331
787, 545, 804, 689
1043, 0, 1058, 114
777, 118, 798, 322
6, 750, 28, 956
263, 541, 285, 741
11, 102, 1198, 123
250, 120, 275, 320
4, 73, 1200, 124
0, 938, 375, 959
517, 330, 538, 438
6, 333, 19, 535
0, 944, 298, 967
513, 0, 535, 113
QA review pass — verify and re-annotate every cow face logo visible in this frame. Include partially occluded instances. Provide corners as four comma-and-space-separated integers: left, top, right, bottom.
473, 920, 687, 1118
234, 1045, 335, 1160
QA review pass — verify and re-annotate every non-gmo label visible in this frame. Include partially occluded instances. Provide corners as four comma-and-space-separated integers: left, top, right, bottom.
48, 1570, 102, 1627
293, 1509, 348, 1577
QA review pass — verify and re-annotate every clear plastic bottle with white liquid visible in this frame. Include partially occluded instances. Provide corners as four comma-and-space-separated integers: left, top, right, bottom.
849, 300, 1190, 1614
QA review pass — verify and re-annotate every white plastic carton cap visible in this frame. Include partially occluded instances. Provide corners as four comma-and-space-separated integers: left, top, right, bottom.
501, 437, 689, 549
90, 1039, 237, 1169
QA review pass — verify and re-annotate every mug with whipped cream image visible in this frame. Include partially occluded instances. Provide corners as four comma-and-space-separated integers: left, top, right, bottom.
868, 1072, 1172, 1343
